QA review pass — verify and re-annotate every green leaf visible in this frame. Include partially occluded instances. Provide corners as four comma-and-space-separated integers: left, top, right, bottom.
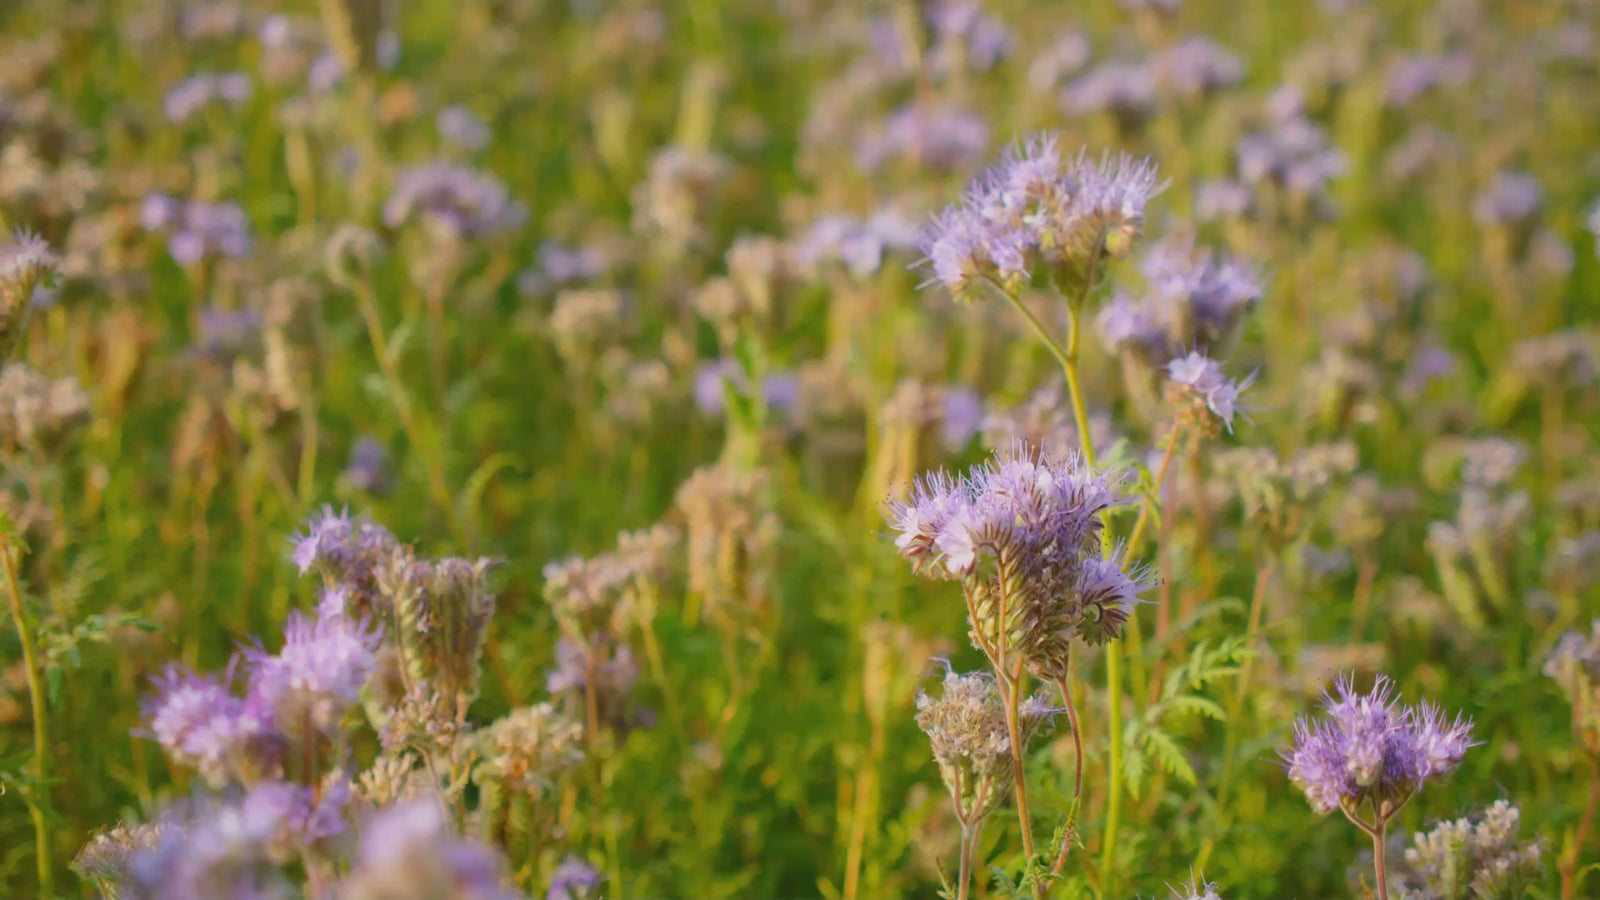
1143, 728, 1197, 786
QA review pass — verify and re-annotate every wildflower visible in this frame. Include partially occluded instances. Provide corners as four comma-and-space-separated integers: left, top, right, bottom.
1164, 351, 1257, 432
1282, 674, 1474, 820
145, 199, 252, 264
1099, 238, 1262, 365
885, 444, 1145, 677
1062, 61, 1159, 124
0, 228, 53, 353
546, 857, 601, 900
290, 506, 404, 616
545, 634, 643, 731
163, 72, 252, 123
1396, 800, 1544, 900
1028, 31, 1091, 92
1236, 105, 1346, 200
141, 664, 281, 789
345, 437, 391, 494
855, 104, 991, 174
916, 136, 1163, 297
1545, 620, 1600, 754
1473, 171, 1542, 229
436, 105, 491, 153
244, 610, 382, 740
915, 667, 1055, 825
1153, 37, 1245, 98
474, 703, 585, 801
383, 163, 526, 239
336, 800, 524, 900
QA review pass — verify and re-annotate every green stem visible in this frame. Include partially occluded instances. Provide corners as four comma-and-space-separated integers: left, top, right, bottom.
4, 535, 54, 898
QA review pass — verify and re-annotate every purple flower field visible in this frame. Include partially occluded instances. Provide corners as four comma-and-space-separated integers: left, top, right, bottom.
0, 1, 1597, 898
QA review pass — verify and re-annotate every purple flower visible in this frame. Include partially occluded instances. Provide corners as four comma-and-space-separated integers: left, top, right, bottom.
150, 200, 252, 264
141, 664, 280, 789
1152, 36, 1244, 98
437, 105, 491, 153
1473, 171, 1542, 228
244, 610, 382, 738
164, 72, 254, 123
345, 437, 391, 495
855, 104, 991, 174
547, 857, 601, 900
383, 163, 527, 239
1062, 61, 1158, 119
941, 385, 983, 449
916, 137, 1163, 295
338, 800, 522, 900
1282, 674, 1475, 819
289, 506, 402, 613
1165, 351, 1256, 431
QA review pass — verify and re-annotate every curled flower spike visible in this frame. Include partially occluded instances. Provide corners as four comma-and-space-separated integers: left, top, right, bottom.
915, 667, 1055, 826
885, 443, 1147, 678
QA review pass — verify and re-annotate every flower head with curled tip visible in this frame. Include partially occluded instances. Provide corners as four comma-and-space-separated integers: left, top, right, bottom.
885, 443, 1148, 678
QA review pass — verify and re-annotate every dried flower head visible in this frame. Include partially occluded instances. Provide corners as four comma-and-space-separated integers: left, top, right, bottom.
381, 552, 499, 713
474, 703, 585, 801
916, 666, 1055, 825
1396, 800, 1544, 900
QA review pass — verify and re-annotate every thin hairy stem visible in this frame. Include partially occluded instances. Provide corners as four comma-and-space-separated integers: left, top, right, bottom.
992, 560, 1037, 863
1561, 760, 1600, 900
958, 821, 977, 900
4, 537, 52, 897
1049, 673, 1084, 878
1372, 820, 1390, 900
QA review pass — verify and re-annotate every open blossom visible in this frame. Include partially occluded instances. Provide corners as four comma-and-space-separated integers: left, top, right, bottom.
1165, 351, 1256, 431
244, 610, 382, 739
1282, 674, 1474, 818
383, 163, 527, 238
915, 135, 1163, 297
335, 800, 524, 900
142, 664, 281, 789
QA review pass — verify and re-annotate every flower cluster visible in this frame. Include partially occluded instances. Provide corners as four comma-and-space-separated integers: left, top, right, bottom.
1545, 620, 1600, 755
1395, 800, 1544, 900
291, 506, 404, 616
1164, 352, 1256, 433
885, 443, 1148, 678
915, 135, 1164, 298
163, 71, 252, 123
141, 194, 253, 264
915, 667, 1055, 825
383, 163, 527, 239
1283, 674, 1475, 820
1098, 236, 1263, 366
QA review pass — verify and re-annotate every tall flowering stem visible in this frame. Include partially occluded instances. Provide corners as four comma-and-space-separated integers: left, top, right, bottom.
915, 136, 1160, 895
3, 522, 53, 897
1281, 674, 1476, 900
